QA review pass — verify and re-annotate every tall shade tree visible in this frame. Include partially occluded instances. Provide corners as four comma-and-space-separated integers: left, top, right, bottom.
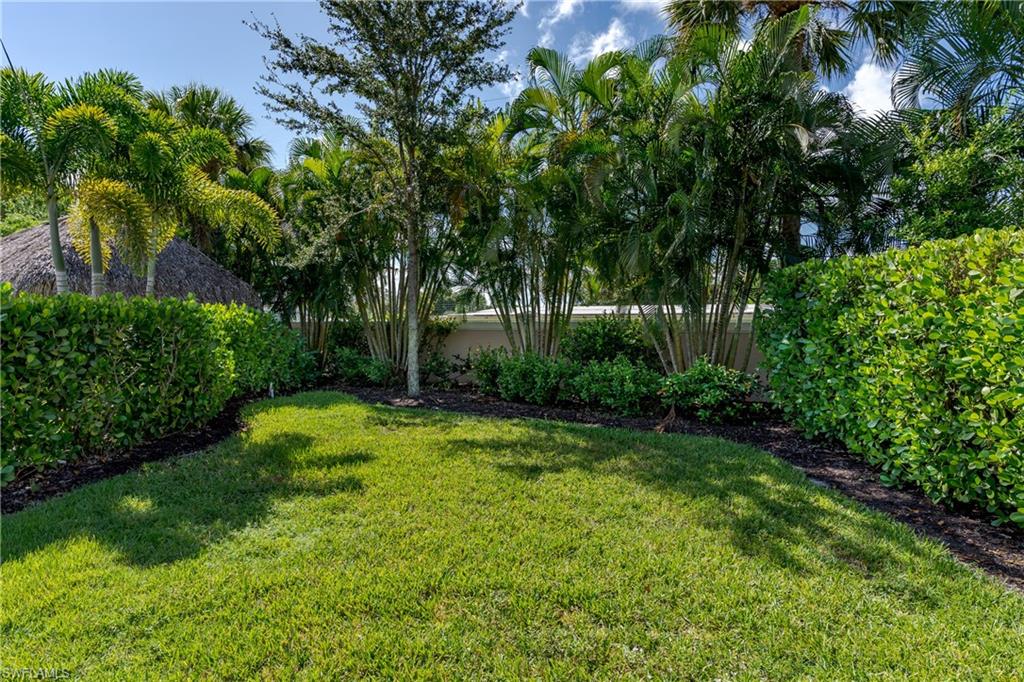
0, 68, 118, 293
250, 0, 517, 397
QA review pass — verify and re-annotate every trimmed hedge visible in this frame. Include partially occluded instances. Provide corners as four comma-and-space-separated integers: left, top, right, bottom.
760, 228, 1024, 526
1, 289, 315, 474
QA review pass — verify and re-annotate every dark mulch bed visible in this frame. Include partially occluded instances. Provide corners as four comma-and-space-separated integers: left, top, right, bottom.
342, 384, 1024, 593
4, 384, 1021, 593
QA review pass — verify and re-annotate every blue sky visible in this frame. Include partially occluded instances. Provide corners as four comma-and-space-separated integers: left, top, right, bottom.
2, 1, 891, 167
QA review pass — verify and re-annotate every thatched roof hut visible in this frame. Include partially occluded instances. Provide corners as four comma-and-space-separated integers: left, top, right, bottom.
1, 219, 262, 308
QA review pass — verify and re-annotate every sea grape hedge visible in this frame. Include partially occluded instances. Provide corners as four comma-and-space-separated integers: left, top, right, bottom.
0, 288, 315, 474
760, 228, 1024, 526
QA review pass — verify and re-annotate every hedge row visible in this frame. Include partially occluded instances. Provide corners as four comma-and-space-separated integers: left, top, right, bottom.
0, 288, 315, 473
472, 349, 756, 420
760, 228, 1024, 526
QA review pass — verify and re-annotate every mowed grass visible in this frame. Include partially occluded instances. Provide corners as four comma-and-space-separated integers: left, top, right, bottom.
2, 392, 1022, 679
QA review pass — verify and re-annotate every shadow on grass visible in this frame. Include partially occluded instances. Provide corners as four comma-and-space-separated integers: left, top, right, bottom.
435, 415, 932, 584
2, 427, 367, 568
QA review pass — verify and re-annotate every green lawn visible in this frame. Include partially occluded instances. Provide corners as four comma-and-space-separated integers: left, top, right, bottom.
2, 392, 1022, 679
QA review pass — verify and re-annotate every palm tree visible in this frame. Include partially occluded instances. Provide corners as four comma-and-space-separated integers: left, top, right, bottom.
593, 11, 850, 371
893, 0, 1024, 134
64, 69, 146, 296
70, 109, 280, 296
664, 1, 930, 262
1, 68, 118, 293
494, 47, 619, 355
664, 0, 930, 77
146, 84, 274, 254
146, 84, 272, 175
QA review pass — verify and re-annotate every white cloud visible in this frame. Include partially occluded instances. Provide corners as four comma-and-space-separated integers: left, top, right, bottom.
496, 49, 524, 99
501, 70, 525, 99
842, 61, 894, 115
569, 17, 633, 63
538, 0, 583, 39
539, 29, 554, 47
618, 0, 667, 13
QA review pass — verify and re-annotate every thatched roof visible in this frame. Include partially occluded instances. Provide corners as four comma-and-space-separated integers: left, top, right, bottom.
1, 219, 262, 308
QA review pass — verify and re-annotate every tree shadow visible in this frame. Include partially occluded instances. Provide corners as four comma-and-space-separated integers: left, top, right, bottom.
438, 420, 934, 586
2, 430, 367, 567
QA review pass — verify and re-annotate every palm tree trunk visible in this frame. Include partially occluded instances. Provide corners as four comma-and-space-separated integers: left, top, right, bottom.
781, 213, 802, 266
89, 218, 105, 296
146, 256, 157, 297
46, 191, 69, 294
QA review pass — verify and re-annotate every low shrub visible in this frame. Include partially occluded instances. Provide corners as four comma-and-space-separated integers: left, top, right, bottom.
0, 289, 315, 474
470, 347, 508, 396
421, 351, 456, 389
496, 352, 574, 406
561, 315, 656, 367
760, 227, 1024, 526
659, 359, 756, 423
331, 347, 394, 386
568, 357, 660, 416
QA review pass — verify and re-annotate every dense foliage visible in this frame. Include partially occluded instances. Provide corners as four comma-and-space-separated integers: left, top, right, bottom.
760, 228, 1024, 526
561, 316, 654, 367
472, 347, 758, 421
0, 288, 314, 474
210, 304, 315, 394
568, 357, 661, 417
660, 359, 757, 423
495, 352, 574, 406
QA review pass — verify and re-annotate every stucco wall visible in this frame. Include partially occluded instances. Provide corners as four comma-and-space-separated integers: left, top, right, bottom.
441, 315, 764, 375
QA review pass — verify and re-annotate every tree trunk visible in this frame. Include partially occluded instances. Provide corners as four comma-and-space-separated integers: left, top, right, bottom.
89, 218, 105, 296
406, 209, 421, 397
403, 144, 421, 398
146, 255, 157, 297
780, 213, 802, 266
46, 191, 69, 294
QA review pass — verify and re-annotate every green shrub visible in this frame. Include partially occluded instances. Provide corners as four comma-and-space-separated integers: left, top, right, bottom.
470, 347, 508, 396
497, 352, 574, 406
568, 358, 660, 416
208, 304, 316, 394
0, 288, 315, 474
561, 315, 656, 367
327, 317, 370, 355
330, 347, 394, 386
760, 228, 1024, 526
659, 358, 756, 423
421, 351, 456, 389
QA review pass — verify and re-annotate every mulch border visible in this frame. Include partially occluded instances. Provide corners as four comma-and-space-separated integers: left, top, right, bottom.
3, 384, 1021, 592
